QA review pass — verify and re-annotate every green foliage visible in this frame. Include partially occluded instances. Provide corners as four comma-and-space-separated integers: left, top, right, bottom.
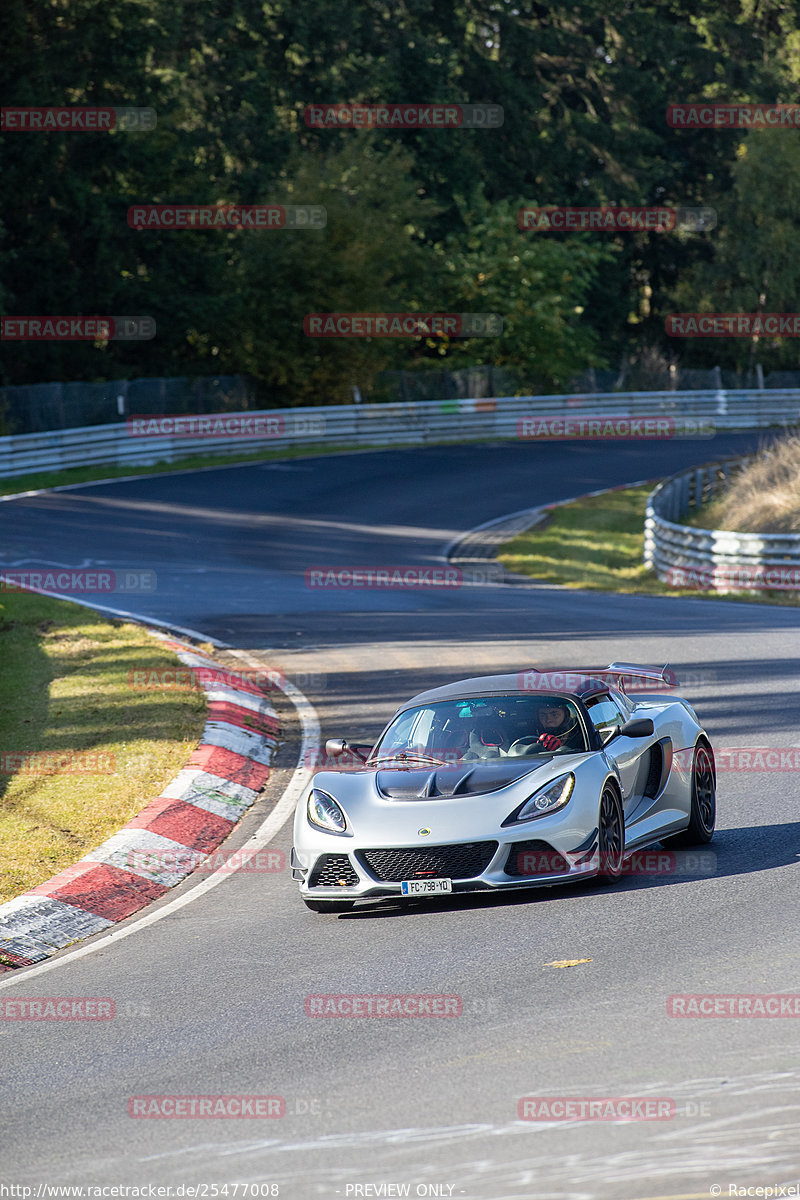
429, 197, 610, 390
234, 140, 442, 404
2, 0, 800, 395
673, 129, 800, 369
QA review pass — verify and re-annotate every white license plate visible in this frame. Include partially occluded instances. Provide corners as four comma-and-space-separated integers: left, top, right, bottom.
400, 878, 452, 896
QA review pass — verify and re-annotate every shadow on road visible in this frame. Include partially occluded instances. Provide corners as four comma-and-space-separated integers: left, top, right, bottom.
333, 820, 800, 919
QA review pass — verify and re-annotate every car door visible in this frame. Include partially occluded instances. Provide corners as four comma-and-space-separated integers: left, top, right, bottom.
584, 693, 654, 817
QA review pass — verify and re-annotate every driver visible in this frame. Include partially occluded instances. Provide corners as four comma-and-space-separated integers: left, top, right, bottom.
536, 700, 583, 751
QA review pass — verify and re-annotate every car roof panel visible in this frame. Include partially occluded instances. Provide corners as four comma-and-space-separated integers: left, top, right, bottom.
399, 673, 611, 711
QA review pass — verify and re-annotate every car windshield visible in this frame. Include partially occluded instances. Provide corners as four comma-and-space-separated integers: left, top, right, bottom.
370, 694, 589, 764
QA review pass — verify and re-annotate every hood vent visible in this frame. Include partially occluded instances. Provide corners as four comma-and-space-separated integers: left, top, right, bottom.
376, 759, 546, 800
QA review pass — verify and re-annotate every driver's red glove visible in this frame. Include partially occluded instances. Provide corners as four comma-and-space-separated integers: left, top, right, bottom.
538, 733, 562, 750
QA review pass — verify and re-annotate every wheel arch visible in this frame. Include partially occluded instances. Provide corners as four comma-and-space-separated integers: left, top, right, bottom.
601, 773, 623, 805
694, 734, 716, 785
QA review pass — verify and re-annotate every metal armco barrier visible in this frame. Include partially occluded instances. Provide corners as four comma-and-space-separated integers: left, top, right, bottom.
1, 388, 800, 481
644, 456, 800, 587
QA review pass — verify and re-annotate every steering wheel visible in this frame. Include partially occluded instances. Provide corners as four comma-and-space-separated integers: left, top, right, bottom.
507, 736, 543, 756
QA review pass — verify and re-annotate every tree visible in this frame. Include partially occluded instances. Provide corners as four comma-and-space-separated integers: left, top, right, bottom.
3, 0, 800, 395
672, 129, 800, 370
426, 196, 611, 391
233, 140, 441, 404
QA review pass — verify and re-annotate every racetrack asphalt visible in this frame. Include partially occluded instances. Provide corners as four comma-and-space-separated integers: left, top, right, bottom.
1, 431, 800, 1198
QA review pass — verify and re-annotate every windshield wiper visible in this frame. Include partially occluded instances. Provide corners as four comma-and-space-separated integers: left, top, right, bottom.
372, 751, 449, 766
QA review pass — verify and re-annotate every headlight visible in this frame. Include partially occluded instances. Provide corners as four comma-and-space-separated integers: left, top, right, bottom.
307, 788, 349, 835
506, 773, 575, 824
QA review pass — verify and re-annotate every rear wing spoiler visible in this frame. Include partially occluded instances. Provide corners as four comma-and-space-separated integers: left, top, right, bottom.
519, 663, 678, 696
586, 662, 678, 695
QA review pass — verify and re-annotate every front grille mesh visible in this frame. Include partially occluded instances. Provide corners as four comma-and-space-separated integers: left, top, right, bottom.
356, 841, 498, 883
504, 839, 569, 877
309, 854, 359, 887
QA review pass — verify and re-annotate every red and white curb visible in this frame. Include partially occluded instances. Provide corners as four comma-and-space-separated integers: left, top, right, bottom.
0, 634, 279, 972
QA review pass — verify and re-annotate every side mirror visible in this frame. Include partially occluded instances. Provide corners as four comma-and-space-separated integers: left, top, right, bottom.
610, 717, 655, 742
324, 738, 370, 763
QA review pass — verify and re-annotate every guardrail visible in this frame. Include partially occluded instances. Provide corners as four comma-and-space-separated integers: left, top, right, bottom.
1, 388, 800, 481
644, 457, 800, 589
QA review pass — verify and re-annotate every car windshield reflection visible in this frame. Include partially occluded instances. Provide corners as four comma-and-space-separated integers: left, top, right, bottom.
370, 694, 589, 764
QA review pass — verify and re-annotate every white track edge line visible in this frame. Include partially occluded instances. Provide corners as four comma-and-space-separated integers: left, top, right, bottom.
0, 675, 318, 990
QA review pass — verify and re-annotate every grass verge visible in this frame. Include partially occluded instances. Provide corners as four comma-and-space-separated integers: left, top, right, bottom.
685, 432, 800, 535
0, 590, 207, 903
496, 484, 799, 606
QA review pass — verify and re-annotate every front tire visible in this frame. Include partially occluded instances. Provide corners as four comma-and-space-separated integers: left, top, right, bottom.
302, 897, 356, 913
591, 784, 625, 885
663, 742, 716, 847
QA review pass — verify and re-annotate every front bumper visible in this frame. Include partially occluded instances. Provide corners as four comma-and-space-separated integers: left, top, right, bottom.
292, 828, 601, 901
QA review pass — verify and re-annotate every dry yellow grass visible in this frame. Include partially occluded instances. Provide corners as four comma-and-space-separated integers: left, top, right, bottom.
0, 591, 207, 904
692, 432, 800, 534
498, 484, 799, 606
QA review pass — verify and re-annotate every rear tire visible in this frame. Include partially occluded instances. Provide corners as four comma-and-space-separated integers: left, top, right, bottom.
590, 784, 625, 886
663, 742, 716, 848
302, 897, 356, 913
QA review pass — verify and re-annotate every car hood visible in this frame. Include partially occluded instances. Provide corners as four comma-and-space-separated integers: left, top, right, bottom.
297, 751, 598, 847
374, 759, 551, 799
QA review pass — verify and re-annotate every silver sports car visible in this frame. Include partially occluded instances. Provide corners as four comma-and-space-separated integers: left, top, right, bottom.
291, 663, 716, 912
